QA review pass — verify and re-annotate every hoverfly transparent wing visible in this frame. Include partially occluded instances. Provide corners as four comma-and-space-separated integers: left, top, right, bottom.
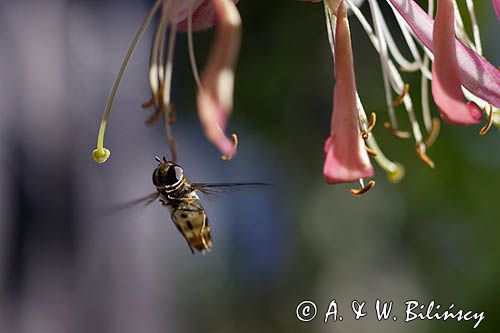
190, 183, 270, 196
99, 192, 159, 218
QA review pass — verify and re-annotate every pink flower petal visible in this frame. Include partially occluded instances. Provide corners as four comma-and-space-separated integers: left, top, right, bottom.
197, 0, 241, 159
170, 0, 239, 32
323, 1, 374, 184
387, 0, 500, 108
431, 0, 482, 125
494, 0, 500, 20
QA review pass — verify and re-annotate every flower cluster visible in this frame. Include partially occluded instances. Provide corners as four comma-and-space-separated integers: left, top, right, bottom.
91, 0, 499, 196
314, 0, 499, 194
92, 0, 241, 164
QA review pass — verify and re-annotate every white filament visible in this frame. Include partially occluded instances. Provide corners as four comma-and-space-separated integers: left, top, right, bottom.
453, 0, 475, 49
465, 0, 482, 55
367, 0, 397, 127
373, 2, 421, 72
149, 10, 169, 98
188, 0, 202, 90
421, 0, 434, 132
323, 2, 336, 60
421, 57, 433, 131
162, 24, 177, 106
347, 0, 425, 144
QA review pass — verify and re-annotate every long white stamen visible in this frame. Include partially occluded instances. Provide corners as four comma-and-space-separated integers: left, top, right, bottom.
452, 0, 466, 33
428, 0, 434, 15
149, 26, 160, 96
465, 0, 482, 55
346, 0, 396, 88
388, 2, 426, 72
348, 0, 432, 79
387, 62, 424, 145
348, 0, 425, 145
157, 16, 168, 83
149, 8, 169, 99
188, 0, 203, 91
162, 23, 178, 162
162, 24, 177, 106
323, 2, 336, 60
453, 0, 475, 49
94, 0, 162, 161
367, 0, 397, 127
421, 56, 433, 131
373, 3, 421, 72
421, 0, 434, 132
394, 16, 422, 66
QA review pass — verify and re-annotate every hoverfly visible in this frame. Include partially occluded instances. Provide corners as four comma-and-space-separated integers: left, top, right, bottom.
116, 156, 267, 254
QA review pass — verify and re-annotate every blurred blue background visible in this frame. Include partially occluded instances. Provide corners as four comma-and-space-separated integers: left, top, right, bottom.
0, 0, 499, 332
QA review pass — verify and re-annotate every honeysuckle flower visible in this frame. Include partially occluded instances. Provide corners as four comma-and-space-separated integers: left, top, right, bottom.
92, 0, 241, 164
313, 0, 499, 194
323, 1, 375, 187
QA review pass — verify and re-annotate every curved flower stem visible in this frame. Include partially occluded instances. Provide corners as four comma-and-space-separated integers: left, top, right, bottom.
93, 0, 162, 163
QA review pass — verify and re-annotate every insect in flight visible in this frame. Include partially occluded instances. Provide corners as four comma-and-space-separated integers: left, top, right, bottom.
119, 156, 267, 254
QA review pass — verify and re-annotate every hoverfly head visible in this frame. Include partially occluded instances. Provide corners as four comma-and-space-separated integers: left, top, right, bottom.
152, 157, 184, 189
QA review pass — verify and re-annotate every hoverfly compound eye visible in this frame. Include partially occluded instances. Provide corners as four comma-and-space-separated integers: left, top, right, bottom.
152, 168, 161, 187
153, 164, 184, 188
167, 165, 184, 185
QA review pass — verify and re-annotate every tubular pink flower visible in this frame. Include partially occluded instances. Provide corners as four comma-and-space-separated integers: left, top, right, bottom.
431, 0, 482, 125
197, 0, 241, 159
323, 0, 374, 184
494, 0, 500, 20
387, 0, 500, 109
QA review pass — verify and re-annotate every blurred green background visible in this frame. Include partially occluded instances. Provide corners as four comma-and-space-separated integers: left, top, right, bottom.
0, 0, 498, 332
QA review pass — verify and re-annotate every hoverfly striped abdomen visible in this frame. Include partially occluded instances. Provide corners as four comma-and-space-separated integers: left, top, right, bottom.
153, 157, 212, 253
